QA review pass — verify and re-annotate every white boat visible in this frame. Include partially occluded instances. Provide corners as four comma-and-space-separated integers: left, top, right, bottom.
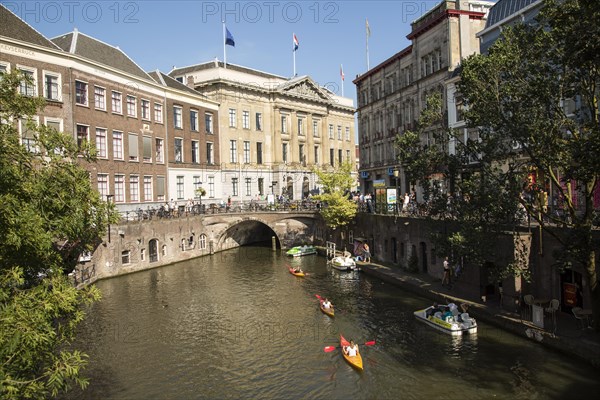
413, 303, 477, 336
329, 256, 357, 271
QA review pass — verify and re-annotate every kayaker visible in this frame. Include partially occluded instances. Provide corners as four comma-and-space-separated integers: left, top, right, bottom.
344, 340, 359, 357
322, 298, 332, 309
293, 267, 303, 273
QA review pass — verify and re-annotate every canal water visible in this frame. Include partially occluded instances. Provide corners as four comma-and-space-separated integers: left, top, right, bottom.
64, 246, 600, 399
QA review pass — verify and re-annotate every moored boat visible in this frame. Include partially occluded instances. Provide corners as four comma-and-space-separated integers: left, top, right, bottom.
413, 303, 477, 336
340, 334, 363, 371
288, 266, 305, 277
330, 255, 357, 271
286, 245, 317, 257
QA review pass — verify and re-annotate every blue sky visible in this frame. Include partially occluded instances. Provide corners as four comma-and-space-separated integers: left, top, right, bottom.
4, 0, 446, 103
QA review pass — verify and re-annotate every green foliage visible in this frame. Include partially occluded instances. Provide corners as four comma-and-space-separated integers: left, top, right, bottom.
0, 70, 109, 397
312, 161, 357, 229
0, 267, 100, 399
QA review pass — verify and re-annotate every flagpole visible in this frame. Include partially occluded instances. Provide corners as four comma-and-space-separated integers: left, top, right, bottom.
340, 64, 344, 97
292, 33, 296, 76
223, 21, 227, 69
366, 18, 370, 70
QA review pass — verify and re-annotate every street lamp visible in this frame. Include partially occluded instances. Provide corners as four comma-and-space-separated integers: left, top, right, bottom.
393, 169, 400, 215
106, 194, 114, 243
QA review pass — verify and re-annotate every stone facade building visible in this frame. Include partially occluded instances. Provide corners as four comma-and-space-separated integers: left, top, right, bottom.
354, 0, 493, 199
170, 62, 356, 202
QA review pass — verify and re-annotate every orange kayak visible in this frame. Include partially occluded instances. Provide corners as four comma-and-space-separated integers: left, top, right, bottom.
320, 301, 335, 317
340, 334, 363, 371
288, 266, 305, 277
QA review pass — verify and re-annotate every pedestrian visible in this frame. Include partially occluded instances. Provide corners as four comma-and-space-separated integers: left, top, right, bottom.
442, 256, 451, 287
363, 242, 371, 263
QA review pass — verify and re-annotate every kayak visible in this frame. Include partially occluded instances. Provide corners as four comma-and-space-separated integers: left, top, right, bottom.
320, 301, 335, 317
340, 334, 363, 371
288, 266, 305, 277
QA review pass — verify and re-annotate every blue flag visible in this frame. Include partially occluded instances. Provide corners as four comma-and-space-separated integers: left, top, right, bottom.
225, 28, 235, 47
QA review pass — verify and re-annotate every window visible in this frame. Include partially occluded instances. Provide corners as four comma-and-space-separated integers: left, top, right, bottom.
229, 140, 237, 163
193, 176, 202, 199
208, 176, 215, 198
255, 112, 262, 131
126, 95, 136, 117
298, 118, 304, 135
313, 120, 319, 137
206, 142, 214, 165
128, 133, 138, 161
174, 138, 183, 162
76, 124, 89, 151
155, 138, 164, 163
97, 174, 109, 199
94, 86, 106, 110
141, 99, 150, 120
18, 68, 36, 97
258, 178, 264, 196
346, 149, 350, 161
192, 140, 199, 163
329, 148, 334, 166
205, 113, 213, 133
281, 115, 288, 133
130, 175, 139, 202
114, 174, 125, 202
174, 106, 182, 129
199, 234, 207, 250
245, 178, 251, 196
0, 63, 8, 77
20, 118, 38, 153
113, 131, 123, 159
256, 142, 263, 165
190, 110, 198, 131
328, 124, 334, 139
157, 176, 165, 201
95, 128, 107, 158
299, 144, 305, 165
338, 149, 342, 165
282, 142, 288, 163
337, 125, 342, 140
143, 136, 152, 162
154, 102, 163, 123
140, 248, 146, 261
242, 111, 249, 129
122, 250, 131, 264
44, 72, 60, 100
112, 91, 122, 114
345, 127, 350, 141
232, 177, 238, 196
75, 80, 87, 105
176, 176, 184, 199
144, 176, 152, 202
229, 108, 236, 127
243, 141, 250, 164
314, 145, 319, 165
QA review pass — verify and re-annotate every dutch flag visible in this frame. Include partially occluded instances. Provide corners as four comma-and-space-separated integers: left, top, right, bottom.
293, 33, 299, 52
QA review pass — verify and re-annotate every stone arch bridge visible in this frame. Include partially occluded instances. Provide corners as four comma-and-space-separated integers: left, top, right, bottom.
79, 211, 323, 285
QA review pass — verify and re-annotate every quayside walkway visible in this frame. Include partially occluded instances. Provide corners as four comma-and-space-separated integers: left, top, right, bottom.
358, 260, 600, 368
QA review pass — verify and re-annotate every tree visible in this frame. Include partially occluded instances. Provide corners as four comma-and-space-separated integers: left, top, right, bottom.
396, 0, 600, 329
0, 70, 113, 397
312, 161, 357, 230
195, 187, 206, 211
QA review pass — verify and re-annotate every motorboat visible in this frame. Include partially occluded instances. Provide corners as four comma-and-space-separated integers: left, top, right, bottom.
286, 245, 317, 257
413, 303, 477, 336
329, 255, 357, 271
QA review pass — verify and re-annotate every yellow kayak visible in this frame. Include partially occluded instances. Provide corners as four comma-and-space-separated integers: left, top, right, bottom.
288, 266, 305, 277
340, 334, 363, 371
320, 302, 335, 317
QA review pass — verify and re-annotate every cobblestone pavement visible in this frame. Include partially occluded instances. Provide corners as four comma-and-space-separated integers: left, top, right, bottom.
358, 260, 600, 369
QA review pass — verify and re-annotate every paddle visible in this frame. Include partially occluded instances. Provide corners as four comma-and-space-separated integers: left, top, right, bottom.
323, 341, 376, 353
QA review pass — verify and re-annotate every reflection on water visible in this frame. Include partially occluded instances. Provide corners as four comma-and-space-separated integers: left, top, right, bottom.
62, 246, 600, 400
